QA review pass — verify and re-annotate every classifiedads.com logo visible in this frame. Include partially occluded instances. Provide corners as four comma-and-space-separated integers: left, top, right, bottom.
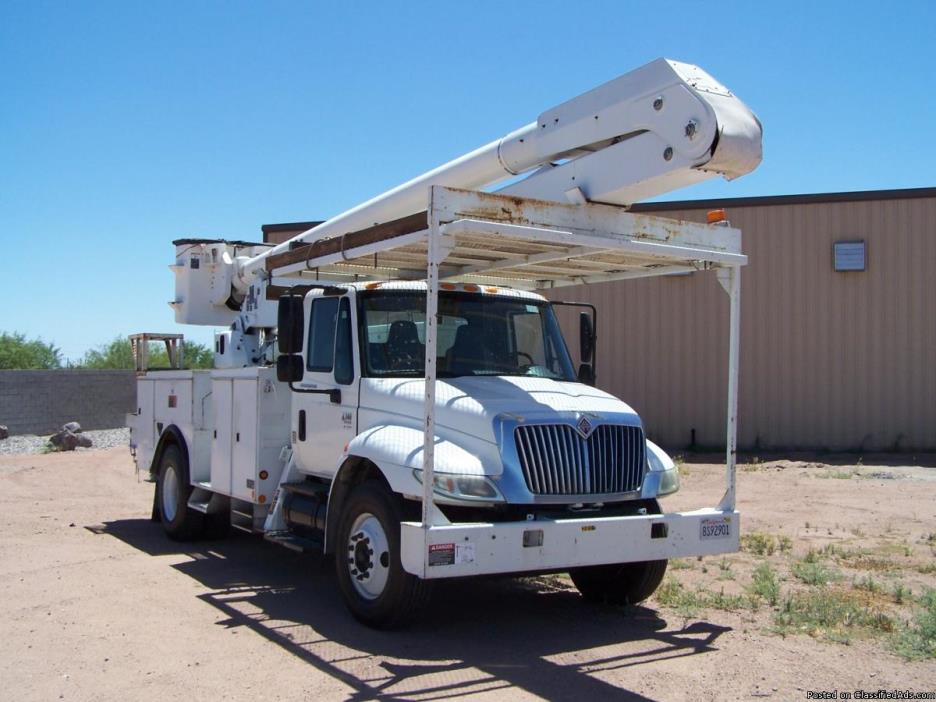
807, 691, 936, 700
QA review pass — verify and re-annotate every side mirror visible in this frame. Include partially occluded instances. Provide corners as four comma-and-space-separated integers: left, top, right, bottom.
276, 354, 304, 383
579, 311, 595, 363
277, 294, 304, 354
577, 363, 595, 386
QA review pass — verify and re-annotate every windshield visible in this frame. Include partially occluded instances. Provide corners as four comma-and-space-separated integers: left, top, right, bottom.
359, 291, 577, 381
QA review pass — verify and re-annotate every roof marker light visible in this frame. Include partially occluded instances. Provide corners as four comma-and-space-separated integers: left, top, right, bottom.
707, 209, 728, 224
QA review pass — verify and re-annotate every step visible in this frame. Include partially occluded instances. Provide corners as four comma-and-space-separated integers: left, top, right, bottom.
281, 481, 329, 499
264, 531, 323, 553
188, 499, 210, 514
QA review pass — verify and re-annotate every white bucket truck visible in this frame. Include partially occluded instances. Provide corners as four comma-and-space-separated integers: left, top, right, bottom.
128, 58, 761, 628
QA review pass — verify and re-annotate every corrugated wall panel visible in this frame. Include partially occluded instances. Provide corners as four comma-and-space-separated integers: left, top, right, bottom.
544, 196, 936, 452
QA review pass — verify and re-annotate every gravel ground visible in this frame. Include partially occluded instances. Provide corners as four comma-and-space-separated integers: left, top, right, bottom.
0, 449, 933, 701
0, 427, 129, 455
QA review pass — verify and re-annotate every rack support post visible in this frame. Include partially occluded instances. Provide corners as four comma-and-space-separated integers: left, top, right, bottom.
718, 265, 741, 512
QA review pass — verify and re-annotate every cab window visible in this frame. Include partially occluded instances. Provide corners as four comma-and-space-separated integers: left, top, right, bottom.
307, 297, 338, 372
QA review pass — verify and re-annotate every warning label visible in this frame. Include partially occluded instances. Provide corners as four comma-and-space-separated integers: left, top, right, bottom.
428, 543, 455, 566
428, 542, 476, 566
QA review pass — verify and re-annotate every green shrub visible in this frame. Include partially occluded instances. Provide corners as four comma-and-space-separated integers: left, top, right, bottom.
741, 532, 776, 556
774, 589, 893, 643
792, 559, 840, 586
892, 589, 936, 660
747, 562, 780, 606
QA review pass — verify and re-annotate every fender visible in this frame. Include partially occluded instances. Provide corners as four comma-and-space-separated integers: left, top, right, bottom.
321, 423, 500, 553
146, 424, 188, 521
150, 424, 188, 476
346, 423, 500, 480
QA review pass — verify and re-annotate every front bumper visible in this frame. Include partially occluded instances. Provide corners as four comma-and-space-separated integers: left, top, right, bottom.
400, 508, 740, 578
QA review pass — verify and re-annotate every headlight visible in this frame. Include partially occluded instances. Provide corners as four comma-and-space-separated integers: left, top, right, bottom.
657, 467, 680, 496
646, 441, 680, 496
412, 470, 504, 502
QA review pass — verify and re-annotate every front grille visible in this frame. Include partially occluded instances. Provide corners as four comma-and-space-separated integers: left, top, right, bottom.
514, 424, 646, 496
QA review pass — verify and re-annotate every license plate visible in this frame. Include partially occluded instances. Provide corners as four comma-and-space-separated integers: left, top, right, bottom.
700, 516, 732, 540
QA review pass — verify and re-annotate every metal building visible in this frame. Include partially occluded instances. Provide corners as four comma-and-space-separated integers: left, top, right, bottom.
263, 186, 936, 453
550, 186, 936, 452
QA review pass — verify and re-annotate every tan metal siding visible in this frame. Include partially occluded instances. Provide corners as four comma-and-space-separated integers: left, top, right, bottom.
545, 196, 936, 451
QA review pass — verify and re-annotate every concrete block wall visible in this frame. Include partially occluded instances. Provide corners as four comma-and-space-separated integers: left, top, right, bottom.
0, 370, 136, 435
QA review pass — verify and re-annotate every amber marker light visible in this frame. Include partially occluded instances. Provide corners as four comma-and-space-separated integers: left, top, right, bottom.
707, 209, 728, 224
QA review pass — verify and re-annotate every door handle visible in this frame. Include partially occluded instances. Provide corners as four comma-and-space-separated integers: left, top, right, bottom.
298, 410, 306, 442
288, 383, 341, 404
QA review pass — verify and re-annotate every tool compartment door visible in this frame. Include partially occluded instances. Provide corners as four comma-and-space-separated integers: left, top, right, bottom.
133, 379, 156, 467
210, 378, 233, 495
231, 378, 259, 501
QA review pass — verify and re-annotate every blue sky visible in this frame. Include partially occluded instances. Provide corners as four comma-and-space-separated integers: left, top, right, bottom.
1, 1, 933, 360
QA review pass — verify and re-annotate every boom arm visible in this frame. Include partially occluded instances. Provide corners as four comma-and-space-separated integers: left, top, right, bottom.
171, 58, 761, 325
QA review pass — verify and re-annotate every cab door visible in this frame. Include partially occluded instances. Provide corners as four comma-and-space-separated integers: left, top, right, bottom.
292, 293, 358, 477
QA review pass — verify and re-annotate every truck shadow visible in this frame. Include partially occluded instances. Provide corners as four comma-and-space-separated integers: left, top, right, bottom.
92, 519, 730, 701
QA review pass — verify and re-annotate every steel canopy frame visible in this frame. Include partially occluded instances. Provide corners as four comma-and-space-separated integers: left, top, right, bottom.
269, 185, 744, 577
417, 187, 743, 568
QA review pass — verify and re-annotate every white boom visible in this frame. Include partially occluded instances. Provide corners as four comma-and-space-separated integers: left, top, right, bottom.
226, 58, 760, 294
171, 58, 760, 327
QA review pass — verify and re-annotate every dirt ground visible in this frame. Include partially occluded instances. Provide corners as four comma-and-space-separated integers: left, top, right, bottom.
1, 448, 934, 701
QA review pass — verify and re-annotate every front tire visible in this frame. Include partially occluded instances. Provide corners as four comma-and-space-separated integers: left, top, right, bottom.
569, 560, 668, 605
156, 444, 204, 541
569, 499, 668, 605
334, 481, 432, 629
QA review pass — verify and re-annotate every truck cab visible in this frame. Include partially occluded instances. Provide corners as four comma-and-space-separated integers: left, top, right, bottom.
284, 282, 679, 506
266, 281, 682, 625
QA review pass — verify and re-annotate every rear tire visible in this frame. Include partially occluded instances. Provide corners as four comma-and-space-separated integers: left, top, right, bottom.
156, 444, 204, 541
334, 481, 432, 629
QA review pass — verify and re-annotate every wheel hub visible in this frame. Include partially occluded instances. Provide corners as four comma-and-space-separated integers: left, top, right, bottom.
346, 513, 390, 600
161, 463, 179, 522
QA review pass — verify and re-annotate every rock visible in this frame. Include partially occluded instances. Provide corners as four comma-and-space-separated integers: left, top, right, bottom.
50, 430, 83, 451
75, 434, 92, 448
62, 421, 82, 434
0, 425, 8, 440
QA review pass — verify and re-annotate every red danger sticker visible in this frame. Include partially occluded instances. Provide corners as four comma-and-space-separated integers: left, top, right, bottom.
428, 543, 455, 567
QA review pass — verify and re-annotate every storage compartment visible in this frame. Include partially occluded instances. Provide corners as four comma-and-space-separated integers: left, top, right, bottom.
210, 368, 290, 504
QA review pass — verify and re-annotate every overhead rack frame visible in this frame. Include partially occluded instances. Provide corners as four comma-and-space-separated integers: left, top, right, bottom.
267, 186, 744, 578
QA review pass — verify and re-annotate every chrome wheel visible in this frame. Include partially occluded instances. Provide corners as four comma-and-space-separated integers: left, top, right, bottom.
346, 512, 390, 600
161, 462, 179, 523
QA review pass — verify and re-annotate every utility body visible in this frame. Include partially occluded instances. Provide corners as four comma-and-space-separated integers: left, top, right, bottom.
128, 58, 762, 627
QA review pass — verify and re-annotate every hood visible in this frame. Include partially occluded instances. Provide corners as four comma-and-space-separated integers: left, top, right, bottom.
359, 375, 640, 444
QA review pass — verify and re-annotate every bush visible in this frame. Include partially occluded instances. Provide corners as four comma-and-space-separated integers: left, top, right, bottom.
79, 337, 214, 369
747, 562, 780, 606
792, 559, 840, 586
741, 532, 776, 556
0, 332, 62, 369
893, 589, 936, 660
774, 588, 893, 643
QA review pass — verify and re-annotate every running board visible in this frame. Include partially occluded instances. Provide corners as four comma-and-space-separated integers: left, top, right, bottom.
264, 531, 323, 553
